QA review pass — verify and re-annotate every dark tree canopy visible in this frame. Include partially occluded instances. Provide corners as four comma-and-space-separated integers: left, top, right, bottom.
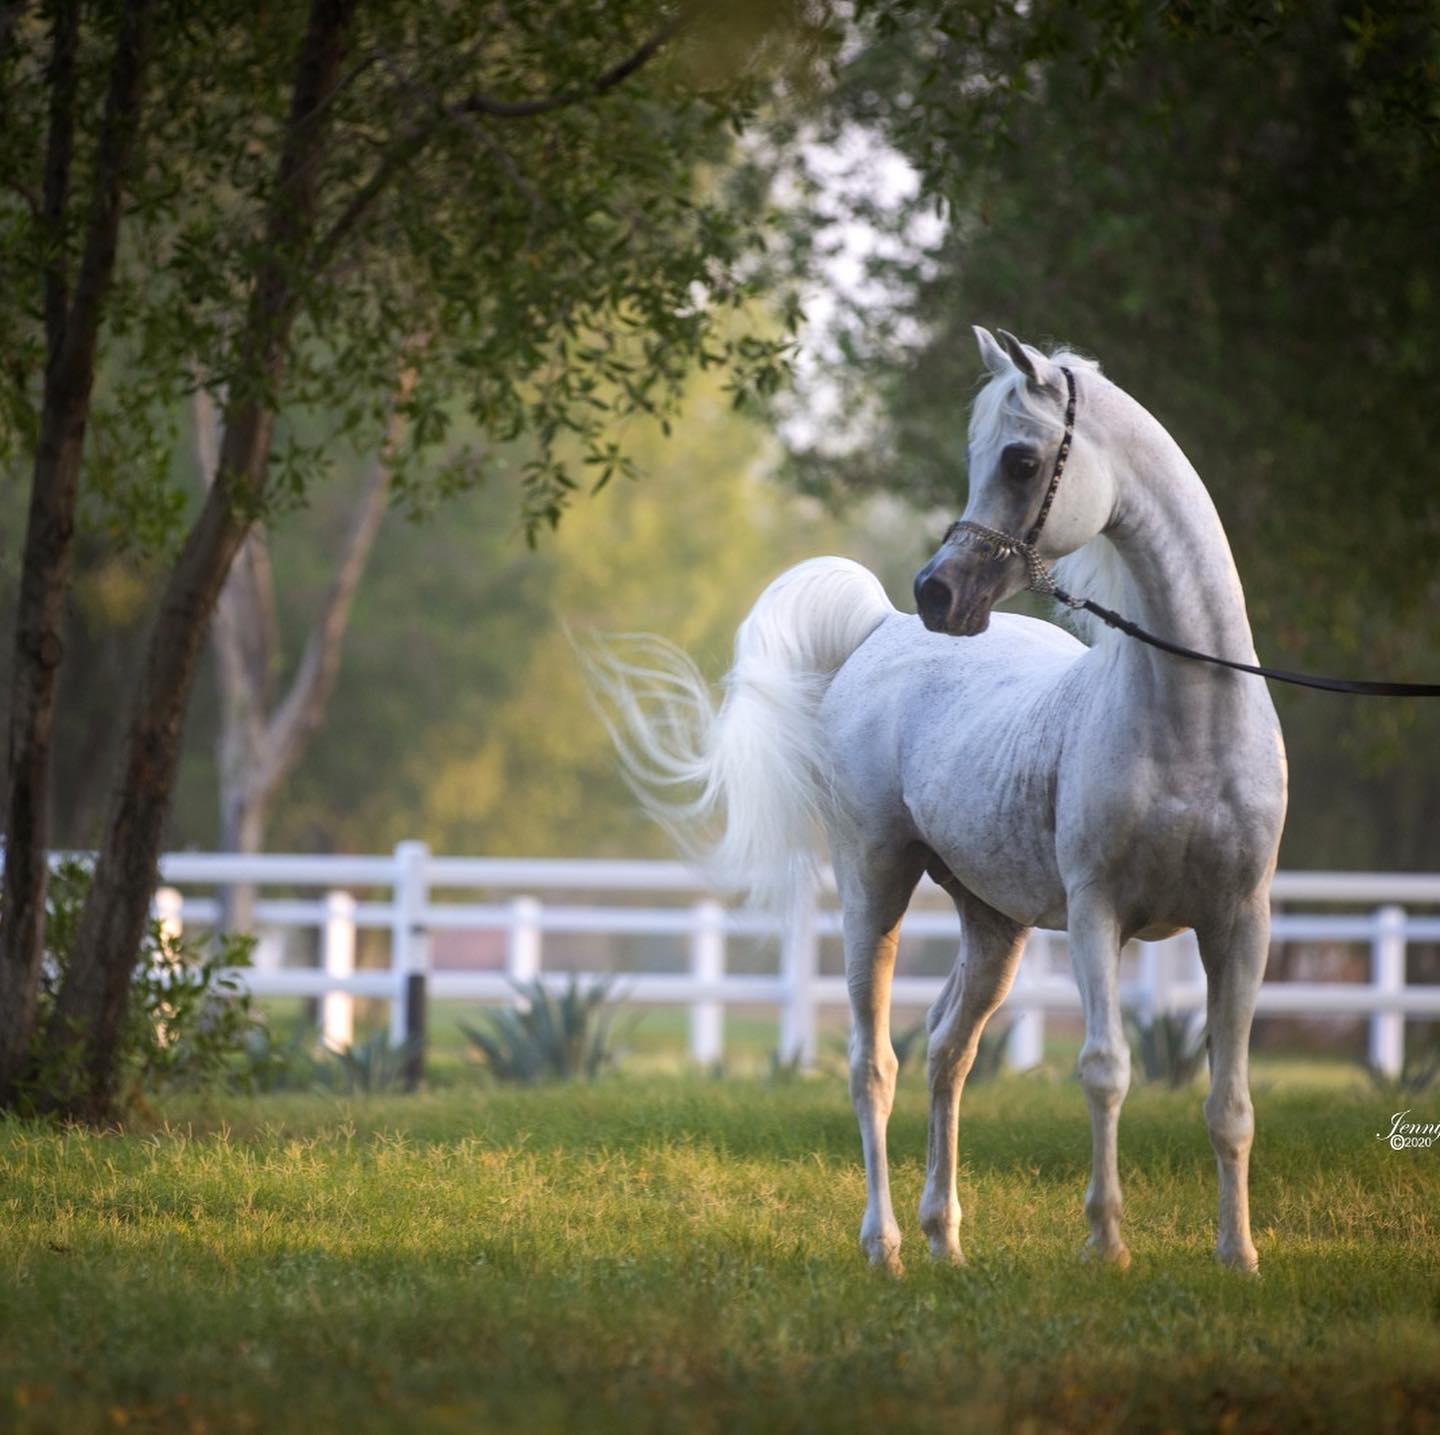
0, 0, 813, 542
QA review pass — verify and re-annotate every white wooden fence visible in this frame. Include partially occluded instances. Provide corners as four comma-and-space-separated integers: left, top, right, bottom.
150, 844, 1440, 1077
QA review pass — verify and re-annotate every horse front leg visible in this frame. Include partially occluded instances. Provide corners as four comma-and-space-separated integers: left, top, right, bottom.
1068, 894, 1132, 1266
1197, 893, 1269, 1273
919, 889, 1027, 1265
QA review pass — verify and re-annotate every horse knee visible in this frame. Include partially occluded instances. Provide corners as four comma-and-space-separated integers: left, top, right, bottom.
1078, 1039, 1130, 1108
1205, 1091, 1254, 1162
849, 1044, 898, 1108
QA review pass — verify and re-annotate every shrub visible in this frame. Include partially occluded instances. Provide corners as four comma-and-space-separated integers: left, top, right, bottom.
23, 859, 259, 1112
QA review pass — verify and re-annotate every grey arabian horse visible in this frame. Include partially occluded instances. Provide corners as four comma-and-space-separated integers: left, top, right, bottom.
588, 327, 1286, 1274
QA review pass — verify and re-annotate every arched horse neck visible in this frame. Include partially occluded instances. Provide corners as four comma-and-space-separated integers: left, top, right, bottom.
1084, 380, 1260, 681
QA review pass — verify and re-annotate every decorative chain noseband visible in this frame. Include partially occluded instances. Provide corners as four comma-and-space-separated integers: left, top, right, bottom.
942, 365, 1082, 606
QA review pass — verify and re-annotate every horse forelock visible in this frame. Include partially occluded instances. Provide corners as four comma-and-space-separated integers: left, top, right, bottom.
966, 345, 1103, 458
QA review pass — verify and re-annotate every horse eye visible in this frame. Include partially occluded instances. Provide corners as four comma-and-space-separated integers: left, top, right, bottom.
1002, 446, 1040, 481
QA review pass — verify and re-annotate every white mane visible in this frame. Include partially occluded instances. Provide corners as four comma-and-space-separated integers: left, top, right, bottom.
968, 345, 1135, 645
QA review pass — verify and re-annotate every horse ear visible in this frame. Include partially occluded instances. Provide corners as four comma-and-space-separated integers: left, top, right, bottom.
973, 325, 1009, 376
997, 329, 1061, 394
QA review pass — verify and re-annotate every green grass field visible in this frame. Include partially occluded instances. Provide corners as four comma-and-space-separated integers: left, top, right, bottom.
2, 1074, 1437, 1434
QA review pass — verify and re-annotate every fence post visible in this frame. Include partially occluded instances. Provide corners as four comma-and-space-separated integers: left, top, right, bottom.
1369, 904, 1406, 1078
390, 842, 430, 1074
1007, 931, 1045, 1070
251, 931, 284, 974
322, 890, 356, 1050
690, 899, 725, 1066
780, 883, 818, 1067
403, 972, 427, 1091
507, 896, 543, 995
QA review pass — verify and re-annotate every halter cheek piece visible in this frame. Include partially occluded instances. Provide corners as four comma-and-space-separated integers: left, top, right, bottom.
942, 367, 1082, 605
935, 364, 1440, 697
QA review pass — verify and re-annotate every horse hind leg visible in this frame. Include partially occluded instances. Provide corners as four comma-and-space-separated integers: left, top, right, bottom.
835, 841, 927, 1275
1197, 895, 1268, 1273
918, 880, 1028, 1265
1068, 891, 1133, 1267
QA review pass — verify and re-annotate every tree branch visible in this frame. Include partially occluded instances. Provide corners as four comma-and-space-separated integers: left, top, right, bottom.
455, 8, 688, 120
255, 368, 414, 801
311, 7, 692, 271
40, 0, 80, 356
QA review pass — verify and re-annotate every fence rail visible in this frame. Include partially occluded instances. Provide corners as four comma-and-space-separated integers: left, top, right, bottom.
145, 843, 1440, 1078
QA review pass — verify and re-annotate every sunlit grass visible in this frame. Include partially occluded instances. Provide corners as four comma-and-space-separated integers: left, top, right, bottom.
2, 1077, 1436, 1432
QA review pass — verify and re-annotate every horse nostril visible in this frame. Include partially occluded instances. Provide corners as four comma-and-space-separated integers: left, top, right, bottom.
916, 574, 954, 630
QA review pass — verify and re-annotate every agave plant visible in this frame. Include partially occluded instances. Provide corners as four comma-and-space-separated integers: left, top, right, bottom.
1126, 1011, 1209, 1089
325, 1031, 422, 1093
1367, 1042, 1440, 1097
459, 975, 634, 1083
767, 1044, 807, 1084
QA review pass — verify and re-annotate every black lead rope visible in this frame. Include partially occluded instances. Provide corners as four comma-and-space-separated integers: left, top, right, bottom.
1056, 590, 1440, 697
948, 365, 1440, 698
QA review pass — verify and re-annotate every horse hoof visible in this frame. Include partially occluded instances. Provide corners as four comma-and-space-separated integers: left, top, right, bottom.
1081, 1238, 1131, 1269
865, 1243, 904, 1278
1217, 1246, 1260, 1277
927, 1240, 967, 1268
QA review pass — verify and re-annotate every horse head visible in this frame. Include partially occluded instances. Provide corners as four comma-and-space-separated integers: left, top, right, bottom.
914, 327, 1116, 635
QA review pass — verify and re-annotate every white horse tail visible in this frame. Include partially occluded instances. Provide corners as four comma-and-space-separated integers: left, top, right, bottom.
583, 556, 895, 908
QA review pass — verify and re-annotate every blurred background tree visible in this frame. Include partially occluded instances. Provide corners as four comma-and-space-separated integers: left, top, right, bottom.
4, 359, 918, 858
0, 0, 830, 1115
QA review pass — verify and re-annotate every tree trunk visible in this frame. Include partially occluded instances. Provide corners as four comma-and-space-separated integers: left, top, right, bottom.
196, 387, 278, 931
0, 0, 152, 1101
40, 0, 358, 1121
217, 664, 269, 933
218, 778, 267, 932
199, 378, 405, 933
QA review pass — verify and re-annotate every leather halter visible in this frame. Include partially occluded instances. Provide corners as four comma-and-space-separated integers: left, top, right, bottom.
941, 367, 1080, 602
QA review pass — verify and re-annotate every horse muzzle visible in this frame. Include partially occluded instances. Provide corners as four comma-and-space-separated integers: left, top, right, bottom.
913, 552, 1013, 636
